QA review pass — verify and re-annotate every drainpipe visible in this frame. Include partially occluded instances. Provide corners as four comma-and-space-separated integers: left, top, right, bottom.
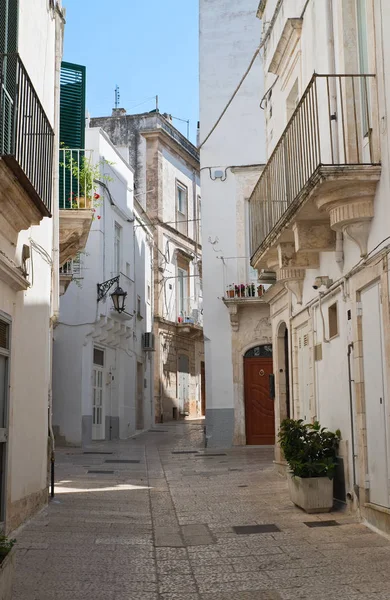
347, 343, 358, 494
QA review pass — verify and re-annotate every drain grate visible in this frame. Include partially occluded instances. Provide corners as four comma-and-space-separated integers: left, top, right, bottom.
238, 485, 248, 488
83, 452, 113, 455
148, 430, 168, 433
104, 460, 140, 464
304, 520, 339, 528
233, 524, 281, 535
88, 470, 115, 474
195, 453, 227, 458
172, 451, 199, 454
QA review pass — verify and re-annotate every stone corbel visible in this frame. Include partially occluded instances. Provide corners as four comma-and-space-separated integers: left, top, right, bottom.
277, 242, 320, 269
328, 202, 374, 257
293, 222, 336, 253
277, 267, 305, 304
227, 303, 239, 332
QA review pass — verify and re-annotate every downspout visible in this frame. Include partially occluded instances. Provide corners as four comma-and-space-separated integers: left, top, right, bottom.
347, 343, 358, 493
335, 231, 344, 267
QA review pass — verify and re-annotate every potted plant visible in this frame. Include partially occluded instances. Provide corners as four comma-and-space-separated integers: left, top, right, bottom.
61, 149, 112, 210
0, 536, 16, 600
278, 419, 341, 513
247, 283, 256, 297
258, 284, 264, 297
226, 284, 235, 298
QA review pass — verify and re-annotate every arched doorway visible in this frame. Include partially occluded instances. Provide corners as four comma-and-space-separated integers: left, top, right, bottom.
244, 344, 275, 445
277, 323, 291, 421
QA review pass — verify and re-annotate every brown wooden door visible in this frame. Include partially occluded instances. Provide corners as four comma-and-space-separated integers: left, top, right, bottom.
244, 357, 275, 445
201, 361, 206, 416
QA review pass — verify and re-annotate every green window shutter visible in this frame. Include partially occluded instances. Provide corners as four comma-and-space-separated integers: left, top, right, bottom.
0, 0, 18, 53
59, 62, 86, 208
60, 62, 86, 148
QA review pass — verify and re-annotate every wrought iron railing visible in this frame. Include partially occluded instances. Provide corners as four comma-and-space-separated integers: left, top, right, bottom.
250, 74, 380, 257
0, 54, 54, 214
59, 148, 94, 209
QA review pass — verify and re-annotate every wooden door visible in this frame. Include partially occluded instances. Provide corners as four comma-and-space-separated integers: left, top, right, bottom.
244, 356, 275, 445
201, 361, 206, 416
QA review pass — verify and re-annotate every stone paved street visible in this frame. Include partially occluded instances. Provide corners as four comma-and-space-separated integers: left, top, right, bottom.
12, 421, 390, 599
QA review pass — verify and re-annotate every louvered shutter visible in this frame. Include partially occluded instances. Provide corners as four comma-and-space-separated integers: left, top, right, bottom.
59, 62, 86, 208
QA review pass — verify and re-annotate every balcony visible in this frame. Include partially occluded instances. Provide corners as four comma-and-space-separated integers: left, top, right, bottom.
250, 74, 381, 298
59, 148, 94, 267
176, 307, 203, 339
0, 54, 54, 241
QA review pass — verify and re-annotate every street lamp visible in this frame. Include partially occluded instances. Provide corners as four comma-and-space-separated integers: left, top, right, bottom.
97, 276, 128, 314
110, 285, 127, 314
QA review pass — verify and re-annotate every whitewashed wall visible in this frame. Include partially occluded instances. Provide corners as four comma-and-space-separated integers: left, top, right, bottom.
53, 128, 154, 445
200, 0, 265, 446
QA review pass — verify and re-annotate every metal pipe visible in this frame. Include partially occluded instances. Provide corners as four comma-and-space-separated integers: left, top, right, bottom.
347, 343, 357, 489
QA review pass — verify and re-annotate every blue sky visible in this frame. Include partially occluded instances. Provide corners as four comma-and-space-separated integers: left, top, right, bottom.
63, 0, 199, 143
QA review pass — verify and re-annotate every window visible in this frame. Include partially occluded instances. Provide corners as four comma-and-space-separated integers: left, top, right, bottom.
197, 195, 201, 241
147, 284, 151, 304
176, 182, 188, 236
93, 347, 104, 366
137, 295, 142, 318
114, 222, 121, 275
286, 80, 299, 122
328, 303, 339, 339
178, 268, 188, 317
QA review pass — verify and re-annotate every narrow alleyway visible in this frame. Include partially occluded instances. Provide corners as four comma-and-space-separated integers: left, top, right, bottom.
13, 421, 390, 600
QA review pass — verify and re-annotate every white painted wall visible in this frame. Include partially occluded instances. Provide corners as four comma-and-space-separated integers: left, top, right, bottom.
53, 128, 154, 445
199, 0, 266, 445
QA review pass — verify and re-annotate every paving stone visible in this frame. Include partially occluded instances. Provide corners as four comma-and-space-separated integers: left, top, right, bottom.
12, 420, 390, 600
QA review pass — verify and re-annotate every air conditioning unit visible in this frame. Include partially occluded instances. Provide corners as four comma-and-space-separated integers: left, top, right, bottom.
143, 332, 155, 351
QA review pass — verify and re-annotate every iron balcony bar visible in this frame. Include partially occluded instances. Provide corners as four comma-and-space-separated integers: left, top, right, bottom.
0, 53, 55, 215
249, 73, 380, 259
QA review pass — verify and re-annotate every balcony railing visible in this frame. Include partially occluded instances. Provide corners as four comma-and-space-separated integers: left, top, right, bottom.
59, 148, 94, 210
224, 284, 265, 300
250, 74, 380, 256
0, 54, 54, 214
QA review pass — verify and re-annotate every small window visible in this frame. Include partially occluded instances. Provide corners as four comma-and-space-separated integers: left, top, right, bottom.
114, 222, 122, 274
137, 295, 142, 318
93, 348, 104, 366
176, 182, 188, 236
147, 284, 151, 304
329, 303, 339, 339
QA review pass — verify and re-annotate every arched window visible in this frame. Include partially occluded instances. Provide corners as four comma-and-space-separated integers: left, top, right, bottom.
244, 345, 273, 358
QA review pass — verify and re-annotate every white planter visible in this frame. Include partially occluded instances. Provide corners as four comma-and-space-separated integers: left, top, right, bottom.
287, 473, 334, 513
0, 547, 15, 600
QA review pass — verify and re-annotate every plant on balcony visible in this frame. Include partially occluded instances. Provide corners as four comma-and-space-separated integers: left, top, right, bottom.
235, 284, 245, 297
226, 284, 235, 298
258, 284, 264, 297
61, 149, 113, 211
246, 283, 256, 297
279, 419, 341, 513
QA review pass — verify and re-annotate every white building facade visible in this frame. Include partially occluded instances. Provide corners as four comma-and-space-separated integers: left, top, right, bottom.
53, 128, 154, 446
200, 0, 275, 448
0, 0, 64, 531
91, 112, 204, 424
250, 0, 390, 534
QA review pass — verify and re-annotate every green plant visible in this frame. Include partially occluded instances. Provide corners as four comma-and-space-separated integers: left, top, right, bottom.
278, 419, 341, 479
0, 536, 15, 562
60, 148, 113, 208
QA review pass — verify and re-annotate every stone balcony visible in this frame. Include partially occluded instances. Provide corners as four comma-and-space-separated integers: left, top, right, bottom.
59, 149, 94, 267
0, 54, 54, 245
249, 74, 381, 302
223, 284, 268, 331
